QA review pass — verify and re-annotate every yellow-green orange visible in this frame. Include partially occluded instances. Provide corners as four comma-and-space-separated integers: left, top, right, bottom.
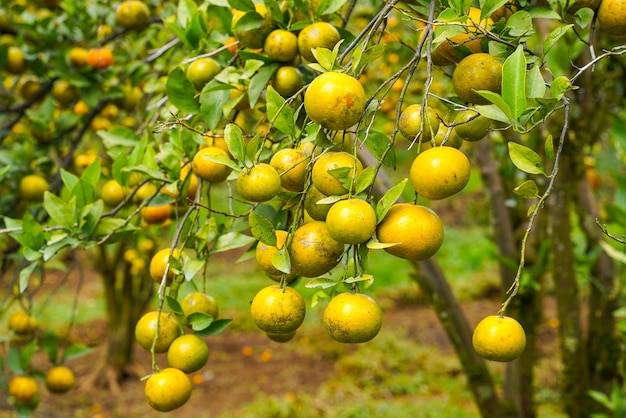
167, 334, 210, 373
180, 292, 219, 321
135, 311, 181, 353
304, 185, 333, 221
264, 29, 298, 62
255, 230, 297, 282
192, 146, 233, 183
452, 53, 502, 105
19, 174, 49, 201
44, 366, 75, 394
149, 248, 181, 285
297, 22, 341, 62
272, 66, 304, 98
144, 368, 192, 412
598, 0, 626, 37
269, 147, 309, 192
289, 221, 344, 277
311, 151, 363, 196
410, 147, 471, 200
115, 0, 151, 30
399, 104, 440, 142
376, 203, 444, 261
236, 163, 281, 202
304, 72, 365, 131
326, 198, 376, 244
323, 293, 382, 343
186, 58, 221, 91
472, 315, 526, 362
250, 285, 306, 334
453, 110, 491, 142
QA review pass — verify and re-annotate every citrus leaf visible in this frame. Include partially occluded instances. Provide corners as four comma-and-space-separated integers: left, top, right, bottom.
62, 343, 93, 361
311, 290, 330, 308
166, 296, 184, 316
376, 178, 407, 222
188, 312, 214, 332
513, 180, 540, 199
213, 232, 256, 253
182, 258, 205, 282
166, 67, 200, 114
526, 65, 546, 98
316, 195, 344, 205
599, 241, 626, 265
200, 81, 230, 131
359, 129, 395, 169
224, 123, 245, 164
266, 85, 295, 135
476, 91, 514, 126
366, 239, 398, 249
271, 247, 291, 274
305, 277, 338, 289
249, 210, 277, 246
508, 142, 545, 175
545, 134, 555, 161
502, 44, 526, 120
41, 330, 59, 365
195, 149, 241, 171
344, 274, 374, 283
544, 24, 573, 55
195, 318, 232, 336
355, 166, 377, 195
479, 0, 510, 19
19, 262, 38, 294
249, 63, 279, 108
317, 0, 348, 15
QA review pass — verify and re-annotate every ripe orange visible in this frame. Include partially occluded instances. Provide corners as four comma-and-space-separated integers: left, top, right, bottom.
472, 315, 526, 362
44, 366, 76, 394
410, 147, 471, 200
325, 198, 376, 244
86, 48, 114, 69
19, 174, 49, 201
186, 57, 221, 91
304, 185, 332, 221
149, 248, 181, 285
6, 46, 26, 74
271, 66, 304, 98
167, 334, 210, 373
180, 292, 219, 321
323, 292, 382, 343
192, 146, 233, 183
115, 0, 151, 30
68, 47, 89, 68
141, 204, 172, 225
264, 29, 298, 62
255, 230, 297, 282
250, 285, 306, 334
597, 0, 626, 37
452, 109, 491, 142
8, 375, 39, 408
452, 53, 502, 105
311, 151, 363, 196
135, 311, 181, 353
398, 104, 440, 142
304, 72, 366, 131
289, 221, 344, 277
376, 203, 444, 261
269, 148, 310, 192
236, 163, 282, 202
144, 368, 192, 412
297, 22, 341, 62
7, 311, 38, 336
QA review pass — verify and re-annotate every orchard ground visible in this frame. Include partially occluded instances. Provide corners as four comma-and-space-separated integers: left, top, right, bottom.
1, 194, 566, 417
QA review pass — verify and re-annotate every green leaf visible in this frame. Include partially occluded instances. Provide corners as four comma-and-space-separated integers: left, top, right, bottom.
544, 24, 573, 55
166, 67, 200, 114
479, 0, 510, 19
502, 44, 527, 120
232, 11, 263, 31
271, 247, 291, 274
19, 262, 38, 294
574, 7, 595, 28
476, 91, 514, 126
62, 343, 93, 361
513, 180, 540, 199
344, 274, 374, 283
508, 142, 545, 175
166, 296, 184, 316
177, 0, 197, 26
599, 241, 626, 265
316, 0, 348, 15
353, 44, 385, 75
41, 330, 59, 365
182, 258, 205, 282
248, 63, 279, 108
505, 11, 534, 38
249, 210, 277, 246
266, 85, 295, 135
550, 76, 573, 100
359, 130, 395, 169
355, 166, 377, 195
195, 318, 232, 336
526, 65, 546, 98
188, 312, 214, 332
311, 290, 330, 307
228, 0, 254, 11
200, 82, 230, 130
305, 277, 338, 289
312, 47, 336, 72
44, 193, 75, 229
376, 178, 407, 222
366, 238, 398, 249
475, 104, 511, 124
213, 232, 256, 253
7, 346, 25, 374
224, 123, 246, 164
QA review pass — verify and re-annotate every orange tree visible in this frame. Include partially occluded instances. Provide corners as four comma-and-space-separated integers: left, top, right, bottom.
1, 0, 626, 416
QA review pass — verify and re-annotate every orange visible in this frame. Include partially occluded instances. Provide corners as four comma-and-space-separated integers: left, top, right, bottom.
255, 230, 297, 282
141, 204, 172, 225
6, 46, 26, 74
452, 109, 491, 141
86, 48, 114, 69
167, 334, 210, 373
410, 147, 471, 200
186, 57, 221, 91
19, 174, 49, 202
304, 72, 366, 131
192, 146, 233, 183
325, 198, 376, 244
180, 292, 219, 321
304, 185, 332, 221
432, 7, 493, 63
68, 47, 88, 67
264, 29, 298, 62
51, 80, 79, 106
426, 124, 463, 149
236, 163, 281, 202
101, 179, 126, 206
7, 311, 38, 335
398, 104, 440, 142
297, 22, 341, 62
115, 0, 151, 30
472, 315, 526, 362
144, 368, 192, 412
135, 311, 181, 353
44, 366, 76, 394
376, 203, 444, 261
269, 148, 310, 192
8, 375, 39, 408
271, 66, 304, 98
311, 151, 363, 196
250, 285, 306, 334
597, 0, 626, 37
149, 248, 181, 285
289, 221, 344, 277
232, 4, 275, 49
323, 292, 382, 343
452, 53, 502, 105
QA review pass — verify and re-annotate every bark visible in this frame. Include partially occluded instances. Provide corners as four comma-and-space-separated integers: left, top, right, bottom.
549, 151, 589, 417
411, 258, 516, 418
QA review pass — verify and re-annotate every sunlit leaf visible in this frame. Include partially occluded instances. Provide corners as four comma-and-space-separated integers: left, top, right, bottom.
195, 318, 232, 336
249, 210, 277, 246
376, 178, 407, 222
508, 142, 545, 175
513, 180, 540, 199
266, 85, 295, 135
166, 67, 200, 114
213, 232, 256, 253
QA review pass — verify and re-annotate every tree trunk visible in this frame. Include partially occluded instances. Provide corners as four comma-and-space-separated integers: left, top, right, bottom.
549, 151, 589, 417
